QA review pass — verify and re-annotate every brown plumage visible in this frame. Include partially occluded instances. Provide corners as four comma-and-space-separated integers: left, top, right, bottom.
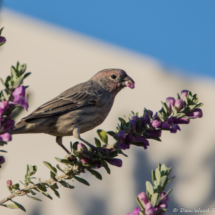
12, 69, 135, 154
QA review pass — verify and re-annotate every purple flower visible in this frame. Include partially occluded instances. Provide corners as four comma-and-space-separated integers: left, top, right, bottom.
161, 192, 169, 202
138, 192, 148, 207
159, 202, 168, 209
142, 110, 153, 124
145, 130, 162, 138
161, 121, 170, 129
181, 90, 189, 100
77, 143, 87, 153
175, 99, 184, 111
0, 101, 9, 116
145, 202, 155, 215
117, 142, 130, 150
126, 207, 141, 215
106, 158, 122, 167
172, 117, 190, 124
130, 116, 138, 132
81, 157, 89, 164
0, 156, 5, 165
186, 109, 203, 118
170, 124, 181, 133
0, 133, 12, 142
125, 134, 135, 142
7, 180, 12, 187
151, 120, 161, 128
116, 130, 126, 140
166, 97, 175, 112
2, 119, 15, 133
0, 36, 6, 45
161, 117, 181, 133
11, 86, 28, 111
133, 136, 149, 149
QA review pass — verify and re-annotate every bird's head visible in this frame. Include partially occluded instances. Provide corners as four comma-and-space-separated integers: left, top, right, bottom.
90, 68, 135, 97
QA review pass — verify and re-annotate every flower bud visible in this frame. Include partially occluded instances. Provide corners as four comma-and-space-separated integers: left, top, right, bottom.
0, 156, 5, 165
181, 90, 189, 100
186, 109, 203, 118
2, 119, 15, 133
0, 36, 6, 45
166, 97, 175, 112
0, 133, 12, 142
170, 124, 181, 133
7, 180, 12, 187
151, 120, 161, 128
159, 202, 168, 209
106, 158, 122, 167
175, 99, 184, 111
138, 192, 148, 207
161, 121, 170, 129
173, 117, 190, 124
161, 192, 169, 202
81, 157, 89, 164
0, 100, 9, 116
116, 130, 126, 140
77, 143, 87, 153
145, 202, 155, 215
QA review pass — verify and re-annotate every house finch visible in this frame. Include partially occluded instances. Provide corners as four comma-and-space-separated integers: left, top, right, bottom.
12, 69, 135, 154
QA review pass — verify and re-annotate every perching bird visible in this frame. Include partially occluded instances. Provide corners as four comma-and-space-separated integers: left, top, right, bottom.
12, 69, 135, 154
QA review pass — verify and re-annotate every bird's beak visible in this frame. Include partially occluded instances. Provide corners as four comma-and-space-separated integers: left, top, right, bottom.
123, 75, 135, 89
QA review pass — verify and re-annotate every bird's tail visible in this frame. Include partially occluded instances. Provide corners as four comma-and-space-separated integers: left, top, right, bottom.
11, 121, 28, 134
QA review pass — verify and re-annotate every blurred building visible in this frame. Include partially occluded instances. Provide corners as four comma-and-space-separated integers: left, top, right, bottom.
0, 9, 214, 215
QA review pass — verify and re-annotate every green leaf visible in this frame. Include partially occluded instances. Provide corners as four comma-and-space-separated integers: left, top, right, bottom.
70, 141, 73, 152
12, 183, 20, 189
37, 184, 47, 192
27, 195, 42, 201
151, 193, 159, 207
152, 170, 156, 184
3, 204, 19, 209
11, 66, 17, 78
0, 78, 6, 88
29, 165, 37, 176
13, 76, 24, 88
161, 102, 168, 114
42, 192, 53, 200
2, 90, 9, 101
87, 168, 102, 180
55, 157, 73, 165
135, 197, 144, 210
100, 160, 110, 174
56, 164, 65, 173
118, 117, 126, 123
160, 176, 168, 188
43, 161, 57, 174
0, 150, 7, 153
74, 176, 90, 186
59, 181, 75, 189
106, 131, 116, 137
19, 64, 27, 75
97, 129, 108, 145
94, 137, 101, 147
23, 72, 31, 79
50, 172, 57, 181
0, 27, 4, 36
50, 188, 60, 198
172, 106, 178, 115
30, 189, 37, 195
11, 200, 26, 212
146, 181, 154, 195
168, 176, 175, 183
155, 168, 161, 185
161, 189, 172, 202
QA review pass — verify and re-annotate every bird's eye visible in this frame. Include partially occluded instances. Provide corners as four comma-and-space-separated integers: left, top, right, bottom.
111, 75, 117, 79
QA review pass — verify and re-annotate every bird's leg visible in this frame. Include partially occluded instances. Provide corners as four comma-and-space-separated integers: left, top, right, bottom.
56, 136, 71, 155
73, 127, 96, 150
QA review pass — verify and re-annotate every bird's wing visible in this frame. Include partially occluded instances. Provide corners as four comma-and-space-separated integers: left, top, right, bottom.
23, 81, 103, 122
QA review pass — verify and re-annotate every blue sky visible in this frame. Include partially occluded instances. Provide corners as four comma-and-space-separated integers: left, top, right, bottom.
2, 0, 215, 78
